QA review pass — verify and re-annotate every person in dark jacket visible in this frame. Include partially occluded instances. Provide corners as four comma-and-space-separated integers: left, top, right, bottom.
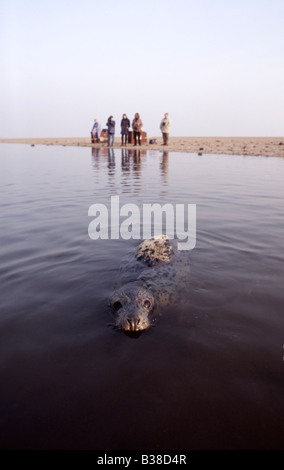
106, 116, 115, 147
120, 114, 131, 146
132, 113, 143, 146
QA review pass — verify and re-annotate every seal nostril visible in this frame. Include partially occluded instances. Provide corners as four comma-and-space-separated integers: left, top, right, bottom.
137, 318, 141, 325
144, 300, 151, 309
113, 301, 122, 311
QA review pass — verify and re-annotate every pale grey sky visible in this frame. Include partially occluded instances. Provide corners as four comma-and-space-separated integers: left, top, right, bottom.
1, 0, 283, 137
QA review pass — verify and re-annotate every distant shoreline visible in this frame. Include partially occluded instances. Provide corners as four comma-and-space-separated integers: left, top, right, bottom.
1, 137, 284, 158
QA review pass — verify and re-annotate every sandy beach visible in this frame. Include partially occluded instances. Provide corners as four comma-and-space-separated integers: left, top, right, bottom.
1, 136, 284, 158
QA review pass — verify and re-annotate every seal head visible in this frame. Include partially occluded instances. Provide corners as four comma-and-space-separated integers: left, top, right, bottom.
110, 283, 155, 331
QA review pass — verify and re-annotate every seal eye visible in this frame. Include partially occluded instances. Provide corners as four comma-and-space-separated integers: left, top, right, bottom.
113, 301, 122, 311
144, 300, 151, 309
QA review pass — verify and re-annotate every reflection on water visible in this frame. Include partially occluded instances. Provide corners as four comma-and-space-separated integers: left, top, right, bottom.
107, 148, 115, 173
91, 147, 169, 196
160, 150, 169, 179
0, 144, 284, 450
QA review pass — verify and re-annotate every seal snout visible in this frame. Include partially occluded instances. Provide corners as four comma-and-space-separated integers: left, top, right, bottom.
126, 316, 142, 331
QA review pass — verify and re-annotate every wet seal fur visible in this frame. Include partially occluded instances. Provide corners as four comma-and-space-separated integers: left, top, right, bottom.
109, 235, 190, 332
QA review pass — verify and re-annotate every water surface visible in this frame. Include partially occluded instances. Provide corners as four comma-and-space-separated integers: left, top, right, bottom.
0, 144, 284, 449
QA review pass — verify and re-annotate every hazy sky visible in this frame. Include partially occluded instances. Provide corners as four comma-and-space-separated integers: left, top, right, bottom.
1, 0, 283, 137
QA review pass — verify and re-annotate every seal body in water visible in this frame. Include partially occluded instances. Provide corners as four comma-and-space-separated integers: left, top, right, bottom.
109, 235, 190, 332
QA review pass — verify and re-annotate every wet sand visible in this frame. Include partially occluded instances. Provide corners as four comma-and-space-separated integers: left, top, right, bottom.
1, 137, 284, 158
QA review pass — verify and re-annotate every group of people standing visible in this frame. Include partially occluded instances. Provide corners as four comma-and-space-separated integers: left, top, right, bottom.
91, 113, 172, 147
119, 113, 143, 147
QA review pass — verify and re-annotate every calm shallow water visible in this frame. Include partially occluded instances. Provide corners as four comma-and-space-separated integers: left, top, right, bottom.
0, 144, 284, 450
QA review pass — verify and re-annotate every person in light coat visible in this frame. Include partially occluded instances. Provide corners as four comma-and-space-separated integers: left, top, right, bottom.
132, 113, 143, 146
160, 113, 172, 145
91, 119, 102, 143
